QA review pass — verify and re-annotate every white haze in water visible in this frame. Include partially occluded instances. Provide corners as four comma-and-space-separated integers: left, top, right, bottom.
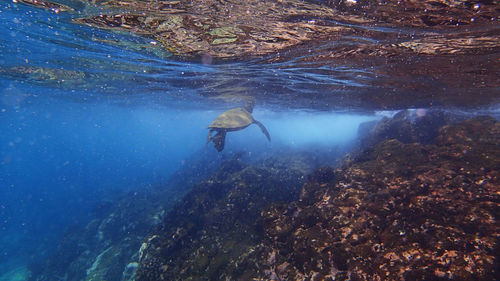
212, 109, 378, 151
2, 96, 378, 204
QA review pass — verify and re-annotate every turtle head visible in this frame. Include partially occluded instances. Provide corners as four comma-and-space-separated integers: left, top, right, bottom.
243, 98, 255, 113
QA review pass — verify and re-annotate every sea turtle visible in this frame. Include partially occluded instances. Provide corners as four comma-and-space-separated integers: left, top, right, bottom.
207, 107, 271, 152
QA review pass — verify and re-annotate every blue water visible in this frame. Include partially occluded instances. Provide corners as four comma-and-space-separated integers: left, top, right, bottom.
2, 0, 500, 278
0, 1, 382, 277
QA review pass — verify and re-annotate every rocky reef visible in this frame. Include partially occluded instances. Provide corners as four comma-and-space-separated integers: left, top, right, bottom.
27, 183, 177, 281
27, 149, 224, 281
27, 147, 336, 280
357, 109, 464, 147
257, 115, 499, 280
26, 111, 499, 280
135, 112, 499, 280
135, 157, 309, 280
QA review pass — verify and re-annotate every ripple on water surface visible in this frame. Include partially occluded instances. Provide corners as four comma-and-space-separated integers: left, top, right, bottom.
1, 0, 499, 110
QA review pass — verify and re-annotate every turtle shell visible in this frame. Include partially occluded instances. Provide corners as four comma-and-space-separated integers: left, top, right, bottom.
208, 108, 253, 129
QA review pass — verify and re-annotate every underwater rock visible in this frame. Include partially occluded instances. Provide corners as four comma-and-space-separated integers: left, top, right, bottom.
27, 148, 223, 281
27, 192, 164, 281
84, 246, 124, 281
134, 113, 499, 280
0, 265, 31, 281
27, 114, 499, 280
358, 109, 464, 148
135, 156, 312, 280
257, 115, 500, 280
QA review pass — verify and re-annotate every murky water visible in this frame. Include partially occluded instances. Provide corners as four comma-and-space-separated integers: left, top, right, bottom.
1, 0, 499, 280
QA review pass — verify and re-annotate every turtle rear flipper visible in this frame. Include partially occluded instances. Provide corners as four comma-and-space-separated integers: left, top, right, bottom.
253, 120, 271, 141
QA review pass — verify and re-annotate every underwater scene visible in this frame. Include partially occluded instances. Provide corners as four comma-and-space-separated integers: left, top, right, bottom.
1, 0, 499, 280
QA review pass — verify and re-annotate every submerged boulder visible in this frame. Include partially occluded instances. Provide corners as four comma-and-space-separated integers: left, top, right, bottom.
357, 109, 464, 148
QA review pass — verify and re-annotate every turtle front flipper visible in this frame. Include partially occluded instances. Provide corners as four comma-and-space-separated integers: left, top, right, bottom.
212, 130, 227, 152
253, 120, 271, 141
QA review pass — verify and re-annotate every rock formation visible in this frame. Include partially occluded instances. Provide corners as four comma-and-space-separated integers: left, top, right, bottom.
135, 113, 499, 280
